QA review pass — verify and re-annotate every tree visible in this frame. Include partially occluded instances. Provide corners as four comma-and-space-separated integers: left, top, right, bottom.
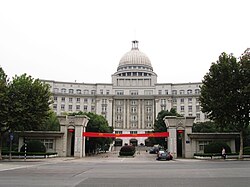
150, 108, 182, 147
200, 52, 250, 159
192, 121, 235, 133
8, 74, 52, 131
0, 72, 52, 159
39, 110, 60, 131
0, 67, 9, 159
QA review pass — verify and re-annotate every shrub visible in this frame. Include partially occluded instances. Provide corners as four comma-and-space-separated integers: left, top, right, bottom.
243, 147, 250, 154
204, 142, 231, 154
20, 140, 46, 153
119, 145, 135, 156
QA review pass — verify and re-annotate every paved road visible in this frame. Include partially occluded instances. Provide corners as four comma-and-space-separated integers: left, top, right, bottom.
0, 151, 250, 187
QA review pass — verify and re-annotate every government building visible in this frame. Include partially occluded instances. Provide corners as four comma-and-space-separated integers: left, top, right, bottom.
44, 41, 208, 147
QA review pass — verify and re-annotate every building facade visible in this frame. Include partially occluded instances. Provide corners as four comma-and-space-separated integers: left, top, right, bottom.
44, 41, 208, 146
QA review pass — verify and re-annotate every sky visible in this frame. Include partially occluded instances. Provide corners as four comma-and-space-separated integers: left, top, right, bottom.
0, 0, 249, 84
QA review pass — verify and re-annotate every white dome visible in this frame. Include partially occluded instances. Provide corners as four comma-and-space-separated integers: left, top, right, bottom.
118, 41, 152, 69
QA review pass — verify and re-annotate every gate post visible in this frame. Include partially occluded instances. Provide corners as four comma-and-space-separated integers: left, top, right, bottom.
164, 116, 195, 159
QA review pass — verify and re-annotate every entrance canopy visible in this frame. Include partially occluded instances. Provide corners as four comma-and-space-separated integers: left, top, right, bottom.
83, 132, 169, 138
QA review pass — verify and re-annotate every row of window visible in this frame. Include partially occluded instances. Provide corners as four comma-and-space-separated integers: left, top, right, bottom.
117, 72, 152, 77
115, 114, 153, 121
53, 104, 95, 112
54, 87, 200, 96
54, 97, 95, 103
118, 65, 152, 71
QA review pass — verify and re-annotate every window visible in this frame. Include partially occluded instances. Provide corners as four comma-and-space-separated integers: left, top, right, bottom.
69, 89, 74, 94
116, 90, 124, 95
146, 115, 152, 121
91, 90, 96, 95
53, 104, 57, 110
69, 98, 73, 102
116, 115, 122, 120
180, 90, 185, 95
91, 106, 95, 112
180, 106, 185, 112
76, 98, 80, 103
130, 90, 138, 95
53, 96, 57, 101
76, 105, 80, 111
172, 98, 177, 103
188, 98, 192, 103
180, 98, 184, 103
195, 89, 200, 94
76, 89, 81, 94
84, 90, 89, 95
61, 88, 66, 93
61, 104, 65, 110
131, 107, 137, 113
187, 89, 192, 94
102, 106, 107, 113
106, 90, 110, 95
68, 105, 72, 111
131, 115, 137, 121
146, 107, 152, 113
146, 123, 152, 128
130, 131, 137, 134
61, 97, 65, 102
91, 98, 95, 103
161, 99, 166, 105
102, 99, 107, 104
188, 106, 192, 112
131, 100, 137, 105
83, 105, 87, 112
172, 90, 177, 95
41, 139, 53, 150
84, 98, 88, 103
165, 90, 168, 95
117, 107, 122, 113
198, 141, 211, 151
115, 131, 122, 134
158, 90, 162, 95
100, 89, 103, 94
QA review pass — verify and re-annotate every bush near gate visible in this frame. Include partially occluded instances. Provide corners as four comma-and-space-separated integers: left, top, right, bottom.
119, 145, 135, 156
204, 142, 231, 154
20, 140, 46, 153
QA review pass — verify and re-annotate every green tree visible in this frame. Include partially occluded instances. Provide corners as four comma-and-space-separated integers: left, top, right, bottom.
0, 67, 9, 159
40, 111, 60, 131
192, 121, 235, 133
200, 52, 250, 159
150, 108, 182, 147
8, 74, 52, 131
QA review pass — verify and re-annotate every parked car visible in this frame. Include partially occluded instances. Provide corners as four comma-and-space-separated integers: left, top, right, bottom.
156, 151, 173, 161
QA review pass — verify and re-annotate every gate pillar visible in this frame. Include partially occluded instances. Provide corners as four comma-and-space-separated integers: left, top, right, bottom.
58, 115, 89, 157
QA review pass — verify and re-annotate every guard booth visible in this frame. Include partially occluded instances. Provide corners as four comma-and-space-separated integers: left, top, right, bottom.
164, 116, 195, 159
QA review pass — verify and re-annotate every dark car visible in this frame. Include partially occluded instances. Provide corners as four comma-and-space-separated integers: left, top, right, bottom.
156, 151, 173, 161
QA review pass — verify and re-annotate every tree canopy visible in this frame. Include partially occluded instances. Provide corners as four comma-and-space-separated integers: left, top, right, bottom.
199, 51, 250, 158
0, 68, 52, 159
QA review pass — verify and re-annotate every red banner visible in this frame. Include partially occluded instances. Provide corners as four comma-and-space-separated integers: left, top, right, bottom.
83, 132, 169, 138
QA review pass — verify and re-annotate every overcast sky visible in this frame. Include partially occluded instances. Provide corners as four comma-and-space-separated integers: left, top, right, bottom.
0, 0, 249, 84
